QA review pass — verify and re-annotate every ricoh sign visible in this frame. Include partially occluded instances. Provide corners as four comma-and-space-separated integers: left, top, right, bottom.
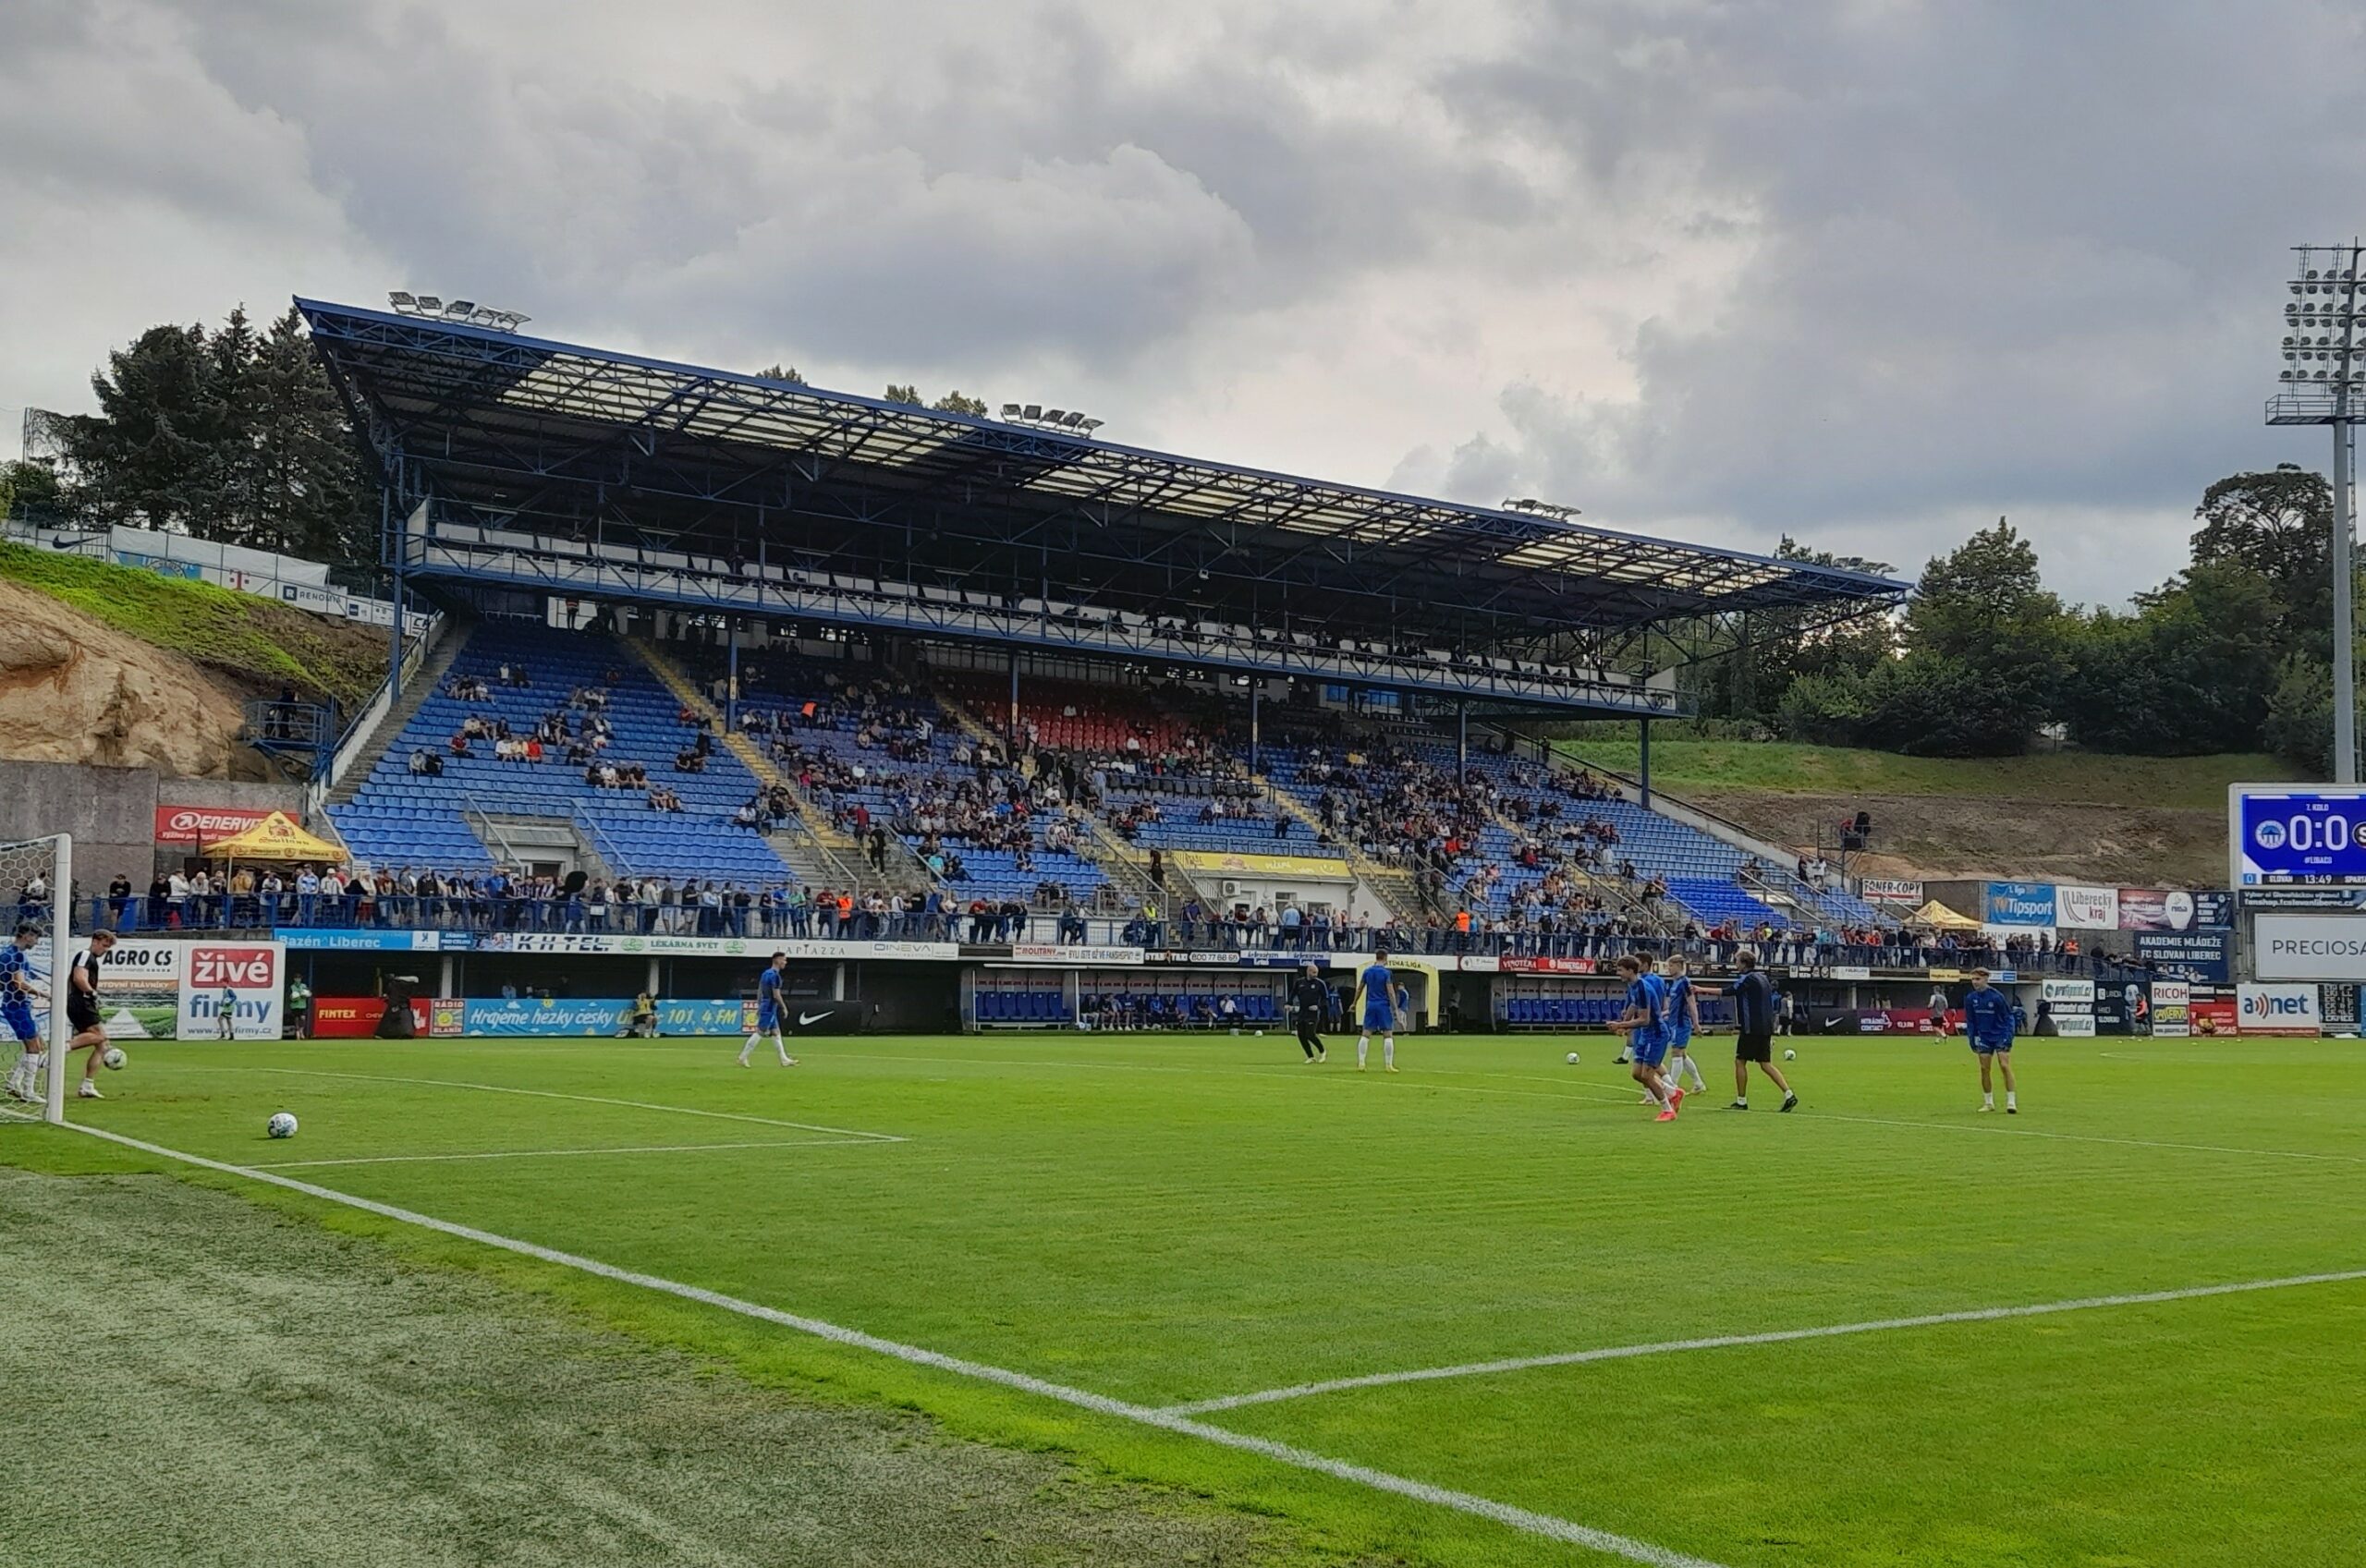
2253, 914, 2366, 981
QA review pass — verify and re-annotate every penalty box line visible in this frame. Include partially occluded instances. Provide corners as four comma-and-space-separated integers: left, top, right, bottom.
196, 1065, 908, 1144
1163, 1267, 2366, 1416
52, 1118, 1733, 1568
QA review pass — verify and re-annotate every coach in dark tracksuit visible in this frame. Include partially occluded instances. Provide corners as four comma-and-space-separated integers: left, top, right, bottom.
1291, 963, 1330, 1062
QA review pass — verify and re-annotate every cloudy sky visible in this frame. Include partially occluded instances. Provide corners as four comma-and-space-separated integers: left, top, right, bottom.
6, 0, 2362, 603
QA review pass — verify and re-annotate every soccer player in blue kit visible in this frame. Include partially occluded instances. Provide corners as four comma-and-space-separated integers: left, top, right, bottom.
1958, 966, 2017, 1112
1355, 949, 1400, 1072
1611, 953, 1682, 1121
1, 925, 44, 1104
738, 951, 799, 1068
1659, 954, 1707, 1095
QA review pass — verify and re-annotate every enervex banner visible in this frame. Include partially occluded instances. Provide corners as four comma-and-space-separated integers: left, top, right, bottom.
1983, 881, 2055, 926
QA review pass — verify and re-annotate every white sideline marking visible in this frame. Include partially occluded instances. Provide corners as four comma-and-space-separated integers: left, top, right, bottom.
199, 1065, 907, 1143
1164, 1267, 2366, 1416
1808, 1110, 2366, 1166
48, 1119, 1728, 1568
250, 1137, 883, 1170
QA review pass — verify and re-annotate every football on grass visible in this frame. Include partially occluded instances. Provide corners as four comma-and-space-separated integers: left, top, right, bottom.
1784, 1049, 1798, 1061
266, 1112, 299, 1139
100, 1047, 127, 1071
1566, 1051, 1580, 1064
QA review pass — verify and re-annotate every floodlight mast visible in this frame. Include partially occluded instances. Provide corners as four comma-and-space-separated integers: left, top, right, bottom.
2270, 242, 2364, 784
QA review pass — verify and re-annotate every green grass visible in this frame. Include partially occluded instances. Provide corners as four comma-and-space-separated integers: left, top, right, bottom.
0, 541, 386, 706
7, 1031, 2364, 1565
1553, 737, 2297, 808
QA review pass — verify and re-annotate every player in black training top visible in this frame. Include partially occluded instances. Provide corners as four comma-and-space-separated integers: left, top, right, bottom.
1290, 962, 1329, 1063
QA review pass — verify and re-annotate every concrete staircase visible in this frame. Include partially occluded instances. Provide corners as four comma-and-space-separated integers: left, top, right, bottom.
630, 638, 918, 895
1255, 772, 1429, 924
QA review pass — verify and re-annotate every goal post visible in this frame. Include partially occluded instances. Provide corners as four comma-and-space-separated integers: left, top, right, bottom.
0, 834, 73, 1125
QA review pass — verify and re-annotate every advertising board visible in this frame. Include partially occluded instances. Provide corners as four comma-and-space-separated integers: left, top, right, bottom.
1983, 881, 2055, 926
2235, 982, 2318, 1037
2130, 930, 2234, 985
175, 942, 285, 1040
2116, 889, 2199, 931
2055, 886, 2118, 930
2252, 914, 2366, 982
2150, 978, 2190, 1039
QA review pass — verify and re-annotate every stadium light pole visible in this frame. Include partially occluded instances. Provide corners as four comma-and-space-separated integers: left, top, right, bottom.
2271, 243, 2363, 784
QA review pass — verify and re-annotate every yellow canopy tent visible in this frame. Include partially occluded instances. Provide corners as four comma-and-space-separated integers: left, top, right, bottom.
1904, 898, 1982, 931
197, 810, 344, 861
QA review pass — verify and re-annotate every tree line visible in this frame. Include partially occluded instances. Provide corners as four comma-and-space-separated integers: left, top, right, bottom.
1689, 465, 2346, 770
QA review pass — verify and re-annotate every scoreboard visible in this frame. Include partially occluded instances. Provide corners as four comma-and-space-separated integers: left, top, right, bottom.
2232, 784, 2366, 887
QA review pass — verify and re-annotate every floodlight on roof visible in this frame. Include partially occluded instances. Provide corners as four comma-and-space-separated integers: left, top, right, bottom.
1002, 400, 1104, 437
1502, 497, 1581, 521
385, 291, 531, 332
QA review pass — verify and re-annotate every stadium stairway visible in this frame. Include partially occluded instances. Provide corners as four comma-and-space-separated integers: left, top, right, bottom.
630, 638, 923, 896
925, 677, 1173, 913
1252, 764, 1431, 925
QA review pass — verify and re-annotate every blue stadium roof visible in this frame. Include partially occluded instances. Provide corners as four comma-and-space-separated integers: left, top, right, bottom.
300, 297, 1905, 662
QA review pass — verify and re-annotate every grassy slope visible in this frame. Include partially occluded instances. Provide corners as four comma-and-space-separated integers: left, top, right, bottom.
0, 541, 387, 708
1553, 737, 2296, 809
8, 1032, 2365, 1567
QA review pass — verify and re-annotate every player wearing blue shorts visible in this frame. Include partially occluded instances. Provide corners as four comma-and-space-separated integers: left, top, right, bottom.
1355, 951, 1400, 1073
1, 925, 47, 1105
1959, 966, 2017, 1112
738, 952, 798, 1067
1611, 954, 1681, 1120
1658, 954, 1707, 1096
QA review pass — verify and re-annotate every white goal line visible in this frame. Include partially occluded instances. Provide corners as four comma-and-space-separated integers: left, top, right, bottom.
39, 1119, 1734, 1568
1160, 1267, 2366, 1416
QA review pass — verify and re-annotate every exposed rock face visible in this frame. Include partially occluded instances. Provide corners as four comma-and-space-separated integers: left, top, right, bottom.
0, 580, 255, 778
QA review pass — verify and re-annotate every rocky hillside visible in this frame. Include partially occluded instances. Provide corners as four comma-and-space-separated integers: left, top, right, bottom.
0, 543, 393, 780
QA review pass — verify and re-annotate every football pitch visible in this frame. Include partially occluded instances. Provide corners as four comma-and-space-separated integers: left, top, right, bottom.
7, 1030, 2365, 1567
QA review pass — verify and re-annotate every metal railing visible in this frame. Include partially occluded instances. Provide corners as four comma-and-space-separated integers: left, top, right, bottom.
59, 893, 2189, 979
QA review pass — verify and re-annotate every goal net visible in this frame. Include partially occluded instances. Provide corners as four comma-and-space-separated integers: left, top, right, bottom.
0, 835, 72, 1125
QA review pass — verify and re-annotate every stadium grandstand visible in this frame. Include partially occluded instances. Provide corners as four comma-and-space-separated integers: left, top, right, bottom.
275, 296, 1911, 965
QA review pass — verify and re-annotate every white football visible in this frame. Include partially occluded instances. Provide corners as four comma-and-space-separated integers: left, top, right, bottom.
101, 1047, 127, 1071
1255, 1030, 1264, 1037
266, 1112, 299, 1139
1566, 1051, 1580, 1064
1783, 1049, 1797, 1061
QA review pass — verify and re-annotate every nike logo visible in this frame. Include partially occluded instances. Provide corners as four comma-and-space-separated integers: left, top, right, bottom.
797, 1011, 833, 1027
1820, 1015, 1848, 1029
